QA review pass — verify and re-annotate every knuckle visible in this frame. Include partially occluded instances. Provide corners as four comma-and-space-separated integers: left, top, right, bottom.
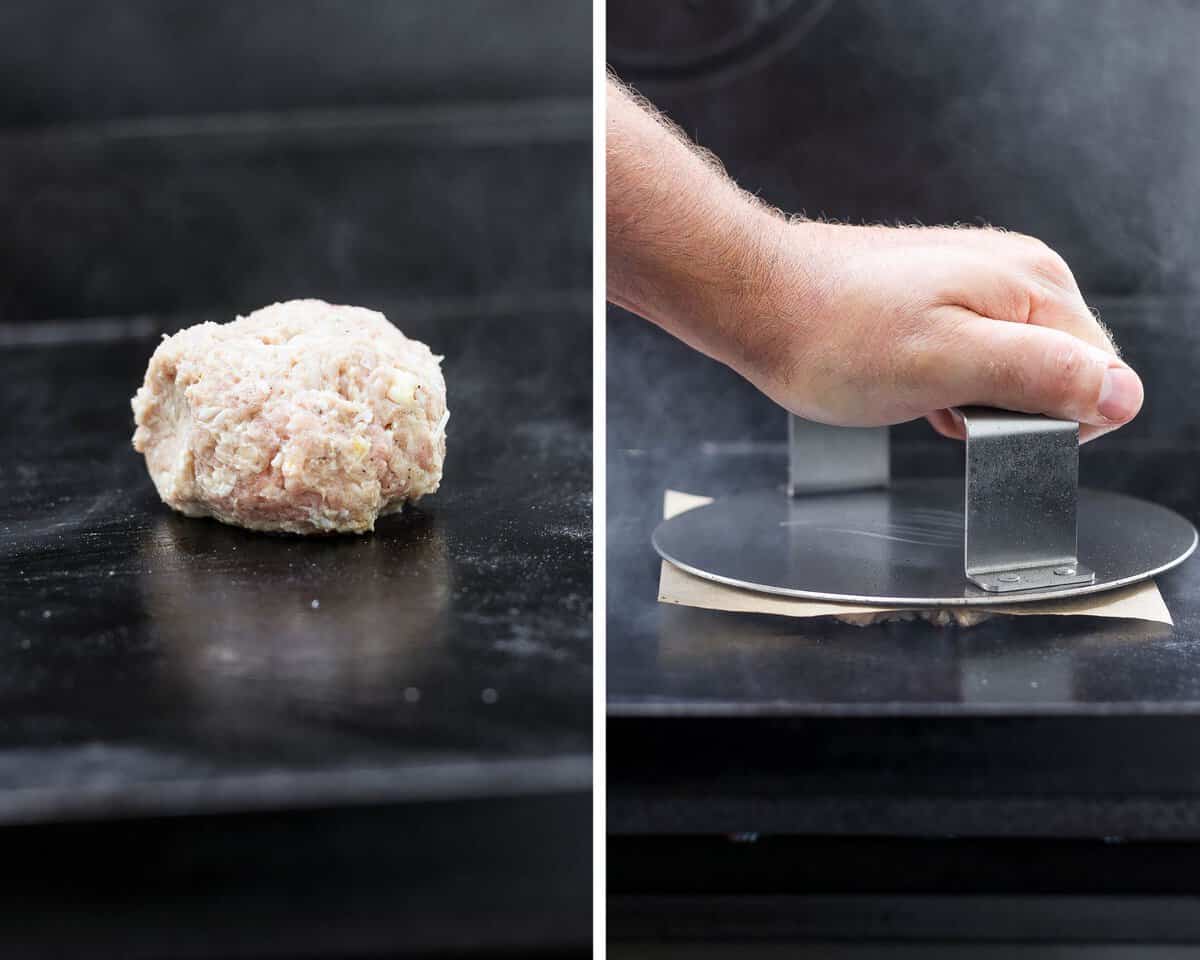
1023, 279, 1060, 318
1042, 341, 1087, 408
1030, 247, 1075, 288
1012, 231, 1047, 250
1006, 232, 1075, 284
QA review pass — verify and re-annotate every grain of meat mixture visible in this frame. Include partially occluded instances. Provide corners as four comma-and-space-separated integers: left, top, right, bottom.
131, 300, 447, 534
835, 609, 994, 628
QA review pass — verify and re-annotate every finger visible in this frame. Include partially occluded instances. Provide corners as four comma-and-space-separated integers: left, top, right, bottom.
928, 248, 1118, 360
1027, 285, 1118, 359
926, 408, 964, 440
917, 308, 1143, 429
901, 232, 1120, 359
927, 410, 1116, 445
989, 241, 1119, 358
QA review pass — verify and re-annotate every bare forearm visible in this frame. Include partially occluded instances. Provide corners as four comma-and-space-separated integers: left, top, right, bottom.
605, 76, 805, 372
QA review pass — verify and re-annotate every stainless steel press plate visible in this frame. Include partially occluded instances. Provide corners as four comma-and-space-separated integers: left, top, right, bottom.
652, 479, 1197, 607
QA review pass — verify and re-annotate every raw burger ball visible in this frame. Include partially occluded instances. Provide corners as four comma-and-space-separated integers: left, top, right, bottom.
131, 299, 447, 534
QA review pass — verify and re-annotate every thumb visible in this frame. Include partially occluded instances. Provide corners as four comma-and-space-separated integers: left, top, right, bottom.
929, 310, 1143, 428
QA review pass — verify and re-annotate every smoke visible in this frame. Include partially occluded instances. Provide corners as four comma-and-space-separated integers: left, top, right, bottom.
896, 0, 1200, 297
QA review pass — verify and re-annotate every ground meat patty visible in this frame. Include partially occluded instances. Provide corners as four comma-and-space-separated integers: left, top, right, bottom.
834, 609, 994, 628
131, 299, 447, 534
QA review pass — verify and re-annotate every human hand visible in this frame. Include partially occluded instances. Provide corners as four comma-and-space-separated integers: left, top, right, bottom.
738, 221, 1140, 443
606, 76, 1141, 443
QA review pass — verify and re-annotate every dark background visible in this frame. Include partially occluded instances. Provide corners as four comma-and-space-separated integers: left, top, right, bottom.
0, 0, 591, 322
0, 2, 592, 958
607, 0, 1200, 948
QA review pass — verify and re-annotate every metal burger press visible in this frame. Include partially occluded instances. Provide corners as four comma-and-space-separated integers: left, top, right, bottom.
653, 409, 1198, 607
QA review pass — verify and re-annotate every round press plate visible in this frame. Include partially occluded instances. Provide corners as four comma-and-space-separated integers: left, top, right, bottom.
652, 479, 1197, 607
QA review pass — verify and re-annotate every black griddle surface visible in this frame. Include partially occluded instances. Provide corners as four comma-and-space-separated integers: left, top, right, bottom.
0, 300, 592, 824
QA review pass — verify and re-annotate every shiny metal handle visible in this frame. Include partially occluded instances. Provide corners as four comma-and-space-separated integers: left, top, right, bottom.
954, 407, 1094, 593
786, 409, 1096, 593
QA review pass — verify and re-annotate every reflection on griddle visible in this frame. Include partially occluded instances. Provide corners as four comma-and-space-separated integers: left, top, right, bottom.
654, 605, 1174, 707
655, 606, 961, 703
137, 510, 452, 755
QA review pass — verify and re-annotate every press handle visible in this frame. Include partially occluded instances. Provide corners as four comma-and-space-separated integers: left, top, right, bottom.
785, 409, 1096, 593
953, 407, 1094, 593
